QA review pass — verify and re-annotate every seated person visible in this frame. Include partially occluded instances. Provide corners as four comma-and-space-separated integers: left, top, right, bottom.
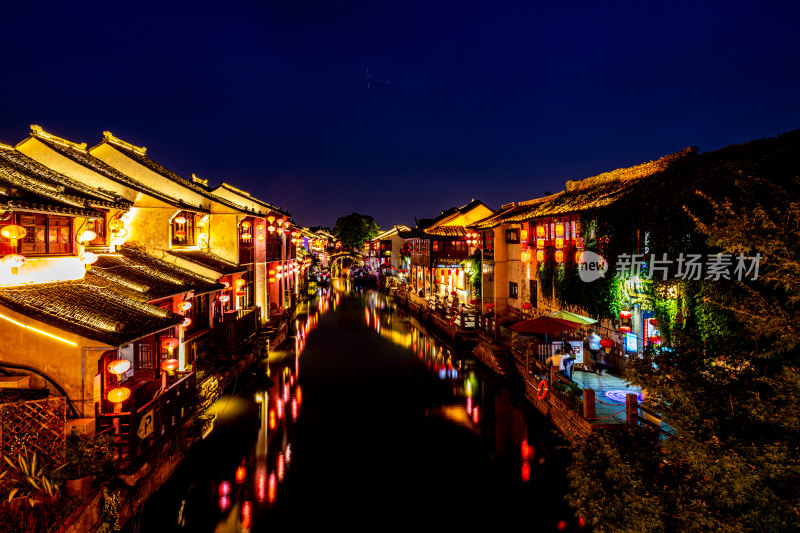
545, 350, 570, 378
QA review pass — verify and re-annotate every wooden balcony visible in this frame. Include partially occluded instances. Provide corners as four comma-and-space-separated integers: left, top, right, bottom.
215, 306, 259, 353
97, 372, 196, 470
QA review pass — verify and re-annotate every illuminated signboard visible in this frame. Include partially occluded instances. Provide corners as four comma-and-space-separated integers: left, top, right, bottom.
624, 333, 638, 353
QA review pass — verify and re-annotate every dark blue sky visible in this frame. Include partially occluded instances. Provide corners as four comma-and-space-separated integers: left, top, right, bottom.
2, 1, 799, 229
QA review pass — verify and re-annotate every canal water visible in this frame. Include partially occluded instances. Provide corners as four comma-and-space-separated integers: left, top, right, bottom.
128, 283, 580, 531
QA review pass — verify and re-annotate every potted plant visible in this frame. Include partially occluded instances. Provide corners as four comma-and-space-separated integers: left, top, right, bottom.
57, 434, 115, 498
1, 446, 63, 531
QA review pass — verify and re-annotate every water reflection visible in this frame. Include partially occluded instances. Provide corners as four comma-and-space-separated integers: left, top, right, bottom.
131, 286, 577, 531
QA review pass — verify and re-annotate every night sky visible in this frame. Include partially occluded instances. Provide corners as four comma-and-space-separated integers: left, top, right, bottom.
2, 1, 799, 229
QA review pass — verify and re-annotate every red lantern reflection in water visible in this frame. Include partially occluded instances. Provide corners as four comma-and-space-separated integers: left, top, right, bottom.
277, 453, 285, 481
268, 472, 277, 504
521, 461, 531, 482
235, 464, 246, 484
240, 501, 252, 530
218, 495, 230, 512
256, 466, 267, 503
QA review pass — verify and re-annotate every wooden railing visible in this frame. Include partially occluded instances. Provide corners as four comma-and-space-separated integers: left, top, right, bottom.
215, 306, 259, 353
97, 372, 196, 470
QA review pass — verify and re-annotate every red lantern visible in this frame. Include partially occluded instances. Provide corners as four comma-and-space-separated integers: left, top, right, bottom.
451, 291, 457, 296
555, 223, 565, 237
161, 337, 180, 351
536, 238, 545, 249
160, 358, 180, 372
469, 299, 477, 305
619, 310, 632, 320
236, 290, 246, 296
619, 325, 632, 333
79, 252, 98, 265
1, 225, 26, 246
2, 254, 26, 268
649, 335, 662, 344
486, 303, 494, 310
536, 226, 545, 238
107, 386, 131, 403
536, 250, 545, 262
555, 250, 564, 263
600, 338, 615, 349
107, 359, 131, 375
649, 318, 658, 327
555, 238, 564, 249
521, 302, 532, 310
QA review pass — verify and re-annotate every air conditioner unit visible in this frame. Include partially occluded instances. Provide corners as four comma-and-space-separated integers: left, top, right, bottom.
65, 418, 96, 437
0, 376, 31, 389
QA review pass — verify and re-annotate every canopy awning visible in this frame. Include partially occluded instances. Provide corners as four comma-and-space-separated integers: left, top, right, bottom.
508, 316, 582, 334
544, 310, 597, 325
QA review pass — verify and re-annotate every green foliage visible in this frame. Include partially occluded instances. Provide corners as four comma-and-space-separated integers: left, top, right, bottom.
56, 435, 115, 481
0, 446, 65, 532
332, 213, 380, 250
566, 131, 800, 532
460, 251, 482, 296
552, 378, 583, 407
2, 447, 63, 506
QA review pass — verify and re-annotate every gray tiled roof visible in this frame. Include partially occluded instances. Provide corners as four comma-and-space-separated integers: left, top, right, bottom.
0, 280, 184, 346
168, 249, 246, 275
95, 139, 262, 216
89, 245, 224, 302
30, 134, 206, 213
0, 146, 130, 217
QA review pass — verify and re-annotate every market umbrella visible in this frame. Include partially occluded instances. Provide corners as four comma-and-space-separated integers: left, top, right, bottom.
509, 316, 582, 334
544, 310, 597, 325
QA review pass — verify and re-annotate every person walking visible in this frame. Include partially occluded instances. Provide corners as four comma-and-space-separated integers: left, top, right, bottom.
585, 328, 603, 375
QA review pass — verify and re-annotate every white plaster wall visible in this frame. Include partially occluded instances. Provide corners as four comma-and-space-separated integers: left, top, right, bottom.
17, 138, 140, 203
0, 304, 113, 418
126, 207, 172, 252
207, 214, 240, 264
90, 144, 212, 210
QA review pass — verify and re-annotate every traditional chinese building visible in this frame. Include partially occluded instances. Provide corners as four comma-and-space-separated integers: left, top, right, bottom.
471, 149, 696, 359
2, 126, 298, 468
364, 225, 411, 271
401, 200, 493, 304
0, 142, 210, 464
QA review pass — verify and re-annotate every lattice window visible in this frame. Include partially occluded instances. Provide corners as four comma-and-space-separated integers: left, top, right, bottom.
0, 397, 66, 469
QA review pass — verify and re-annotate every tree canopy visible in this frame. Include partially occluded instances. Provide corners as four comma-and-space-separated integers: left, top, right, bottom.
332, 213, 380, 250
567, 131, 800, 532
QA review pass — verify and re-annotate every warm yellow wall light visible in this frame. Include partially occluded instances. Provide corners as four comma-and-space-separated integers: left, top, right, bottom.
0, 312, 78, 346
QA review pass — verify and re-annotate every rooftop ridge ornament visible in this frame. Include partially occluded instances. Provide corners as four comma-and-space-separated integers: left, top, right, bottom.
190, 173, 209, 186
222, 183, 251, 197
103, 131, 147, 155
30, 125, 87, 151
